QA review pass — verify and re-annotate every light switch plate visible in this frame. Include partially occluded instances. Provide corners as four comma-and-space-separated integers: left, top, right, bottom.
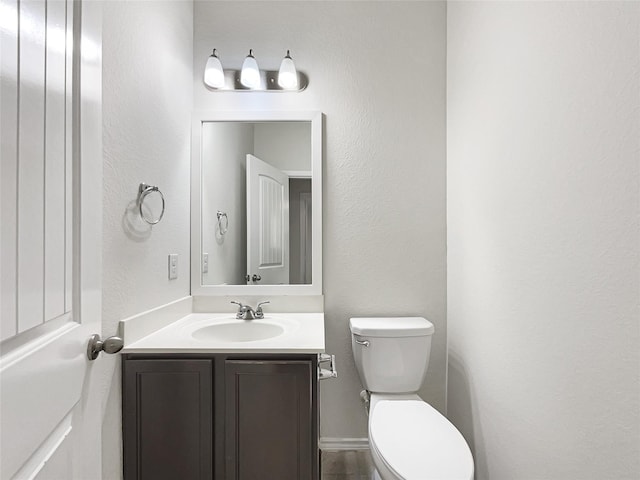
202, 253, 209, 273
168, 254, 178, 279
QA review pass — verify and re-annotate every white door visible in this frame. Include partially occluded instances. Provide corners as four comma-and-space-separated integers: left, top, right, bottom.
246, 154, 290, 285
0, 1, 104, 478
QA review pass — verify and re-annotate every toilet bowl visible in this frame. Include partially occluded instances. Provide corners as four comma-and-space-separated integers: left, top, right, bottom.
350, 317, 474, 480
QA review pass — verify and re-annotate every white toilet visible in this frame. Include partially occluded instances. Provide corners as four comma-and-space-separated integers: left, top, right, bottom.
350, 317, 474, 480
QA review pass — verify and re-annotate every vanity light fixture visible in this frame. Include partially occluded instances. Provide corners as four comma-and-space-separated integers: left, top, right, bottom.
203, 48, 308, 92
278, 50, 298, 90
203, 49, 225, 88
240, 49, 261, 89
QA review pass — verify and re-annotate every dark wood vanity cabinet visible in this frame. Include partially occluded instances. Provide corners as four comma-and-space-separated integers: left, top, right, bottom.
122, 359, 213, 480
122, 354, 319, 480
224, 360, 315, 480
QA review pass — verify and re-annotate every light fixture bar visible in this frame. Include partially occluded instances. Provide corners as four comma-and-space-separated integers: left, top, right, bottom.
203, 48, 308, 92
204, 69, 309, 92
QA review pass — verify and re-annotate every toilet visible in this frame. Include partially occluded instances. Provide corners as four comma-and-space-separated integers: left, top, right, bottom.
350, 317, 474, 480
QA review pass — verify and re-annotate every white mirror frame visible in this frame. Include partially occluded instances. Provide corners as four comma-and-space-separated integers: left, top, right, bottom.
191, 110, 323, 296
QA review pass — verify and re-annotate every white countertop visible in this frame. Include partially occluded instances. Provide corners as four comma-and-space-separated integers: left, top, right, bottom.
122, 312, 325, 354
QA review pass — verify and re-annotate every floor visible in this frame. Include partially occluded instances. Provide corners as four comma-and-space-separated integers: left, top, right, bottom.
321, 449, 375, 480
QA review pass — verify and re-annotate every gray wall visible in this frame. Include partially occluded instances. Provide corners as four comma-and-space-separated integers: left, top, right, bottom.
201, 122, 252, 285
193, 0, 447, 439
253, 122, 311, 172
101, 2, 194, 478
447, 2, 640, 479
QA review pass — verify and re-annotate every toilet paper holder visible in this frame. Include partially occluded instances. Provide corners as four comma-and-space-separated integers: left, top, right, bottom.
318, 353, 338, 380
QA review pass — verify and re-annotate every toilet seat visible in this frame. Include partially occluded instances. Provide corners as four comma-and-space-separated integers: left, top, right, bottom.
370, 400, 474, 480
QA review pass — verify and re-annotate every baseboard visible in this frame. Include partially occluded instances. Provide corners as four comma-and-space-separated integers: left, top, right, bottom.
319, 437, 369, 451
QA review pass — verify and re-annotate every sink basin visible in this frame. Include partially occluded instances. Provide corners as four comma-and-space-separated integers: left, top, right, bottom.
191, 321, 285, 343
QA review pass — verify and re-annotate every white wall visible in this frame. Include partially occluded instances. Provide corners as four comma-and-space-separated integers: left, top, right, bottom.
101, 2, 193, 478
194, 0, 447, 439
201, 122, 252, 285
447, 2, 640, 479
254, 122, 311, 172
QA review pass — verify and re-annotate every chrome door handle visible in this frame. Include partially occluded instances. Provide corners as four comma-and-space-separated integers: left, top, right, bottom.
87, 334, 124, 360
355, 338, 370, 347
252, 274, 261, 282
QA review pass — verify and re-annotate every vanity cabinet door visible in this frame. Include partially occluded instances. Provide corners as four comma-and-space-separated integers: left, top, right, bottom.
224, 359, 317, 480
123, 359, 213, 480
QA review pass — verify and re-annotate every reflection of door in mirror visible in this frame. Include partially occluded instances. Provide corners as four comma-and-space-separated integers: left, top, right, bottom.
246, 154, 289, 285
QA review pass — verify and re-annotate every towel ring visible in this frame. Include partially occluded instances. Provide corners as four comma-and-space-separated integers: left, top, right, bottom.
137, 183, 165, 225
217, 211, 229, 235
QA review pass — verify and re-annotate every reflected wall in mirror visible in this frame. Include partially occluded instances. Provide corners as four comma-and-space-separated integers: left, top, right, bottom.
191, 111, 322, 296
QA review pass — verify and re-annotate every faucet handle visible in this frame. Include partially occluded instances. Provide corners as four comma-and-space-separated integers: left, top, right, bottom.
231, 301, 248, 318
255, 301, 270, 318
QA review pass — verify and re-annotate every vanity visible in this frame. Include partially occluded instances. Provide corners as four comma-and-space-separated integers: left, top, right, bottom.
121, 312, 326, 480
123, 352, 318, 479
120, 111, 329, 480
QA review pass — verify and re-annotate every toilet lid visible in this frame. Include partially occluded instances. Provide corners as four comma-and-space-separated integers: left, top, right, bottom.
370, 401, 474, 480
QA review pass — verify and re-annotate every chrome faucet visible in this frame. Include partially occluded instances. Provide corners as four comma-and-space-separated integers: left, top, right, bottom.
231, 301, 270, 320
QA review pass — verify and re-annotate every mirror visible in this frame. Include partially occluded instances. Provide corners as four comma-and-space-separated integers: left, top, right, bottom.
191, 111, 322, 296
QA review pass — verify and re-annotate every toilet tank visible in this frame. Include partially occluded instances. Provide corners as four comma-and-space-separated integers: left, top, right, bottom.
350, 317, 435, 393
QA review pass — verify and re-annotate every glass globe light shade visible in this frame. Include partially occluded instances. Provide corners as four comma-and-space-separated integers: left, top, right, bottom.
203, 49, 225, 88
240, 50, 261, 89
278, 50, 298, 89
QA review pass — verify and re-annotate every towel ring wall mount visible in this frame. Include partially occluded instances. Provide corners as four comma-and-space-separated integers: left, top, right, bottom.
137, 183, 165, 225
